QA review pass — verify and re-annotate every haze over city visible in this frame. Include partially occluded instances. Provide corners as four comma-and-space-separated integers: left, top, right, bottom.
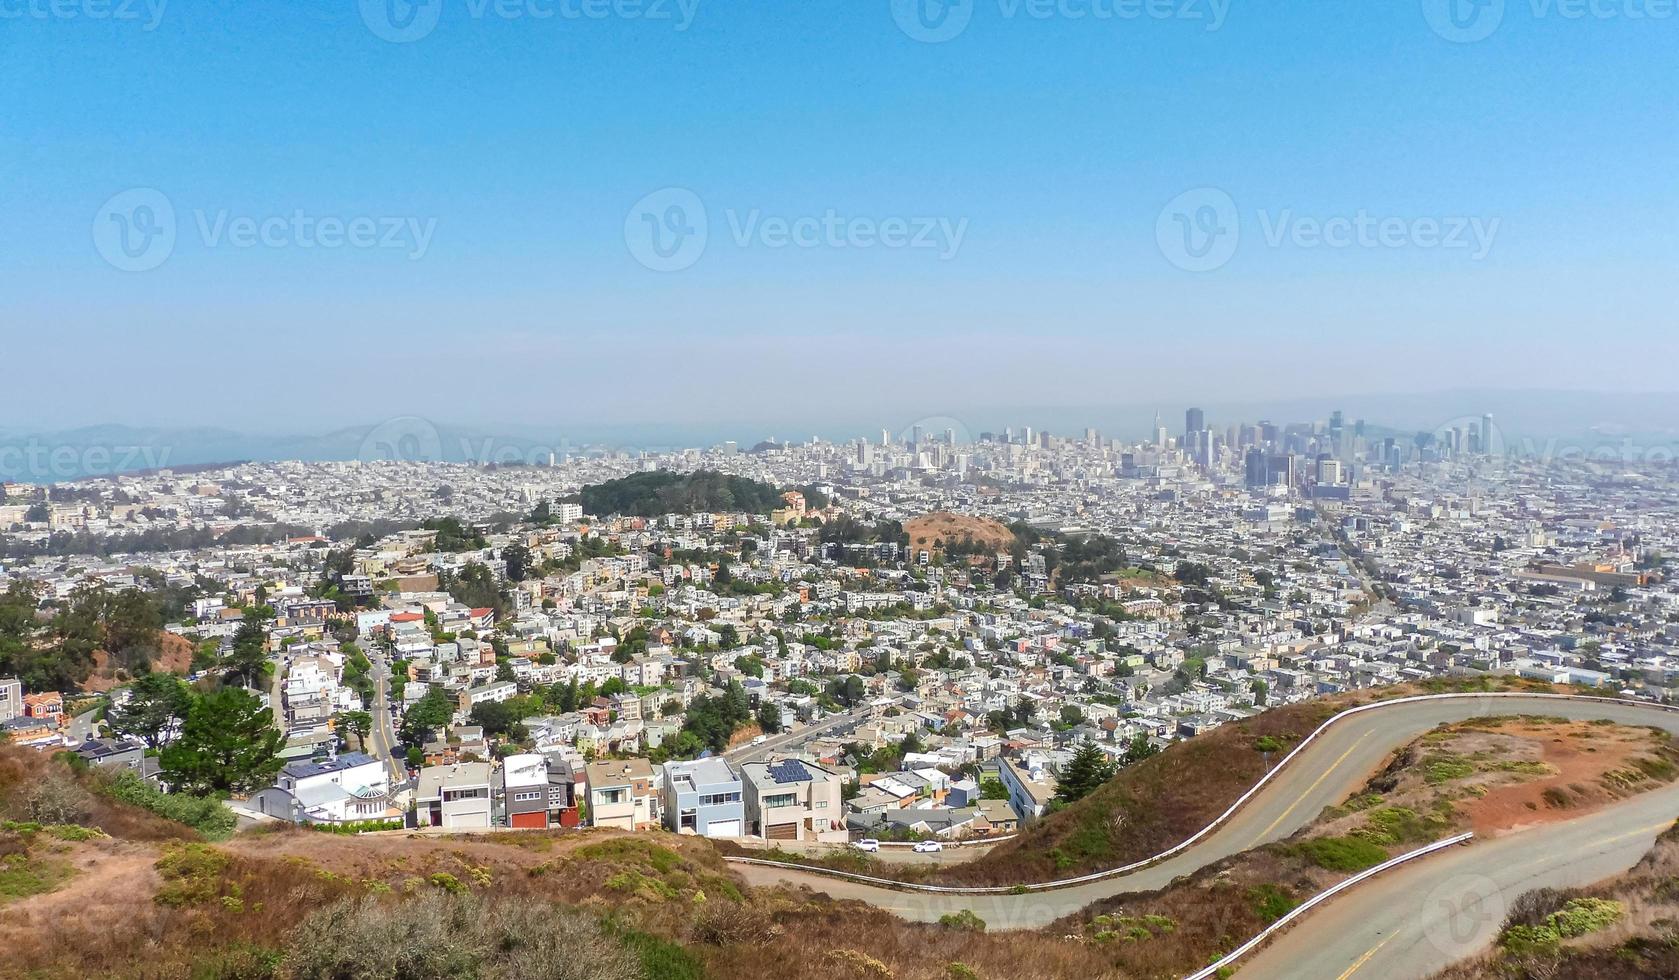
3, 3, 1679, 980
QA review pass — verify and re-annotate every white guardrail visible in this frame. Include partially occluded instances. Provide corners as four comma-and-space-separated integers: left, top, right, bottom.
724, 692, 1679, 895
1181, 832, 1475, 980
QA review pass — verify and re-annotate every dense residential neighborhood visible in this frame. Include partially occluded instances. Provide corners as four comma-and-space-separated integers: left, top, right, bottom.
3, 413, 1679, 853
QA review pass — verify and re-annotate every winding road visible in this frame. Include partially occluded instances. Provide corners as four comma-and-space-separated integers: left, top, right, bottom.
730, 693, 1679, 975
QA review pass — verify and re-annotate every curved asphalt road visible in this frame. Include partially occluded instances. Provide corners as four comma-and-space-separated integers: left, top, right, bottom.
733, 694, 1679, 961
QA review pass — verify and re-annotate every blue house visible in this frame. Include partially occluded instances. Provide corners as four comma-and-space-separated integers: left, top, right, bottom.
661, 757, 745, 838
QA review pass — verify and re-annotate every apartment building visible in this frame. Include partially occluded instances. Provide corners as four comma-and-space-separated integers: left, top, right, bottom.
0, 678, 21, 723
740, 759, 848, 843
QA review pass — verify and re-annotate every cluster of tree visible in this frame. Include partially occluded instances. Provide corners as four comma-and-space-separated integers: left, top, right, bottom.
1054, 732, 1159, 806
313, 547, 376, 611
0, 581, 169, 690
818, 515, 907, 547
0, 523, 312, 558
442, 562, 508, 618
986, 697, 1035, 734
1054, 533, 1136, 584
108, 674, 285, 795
422, 516, 487, 552
658, 680, 754, 758
579, 470, 795, 518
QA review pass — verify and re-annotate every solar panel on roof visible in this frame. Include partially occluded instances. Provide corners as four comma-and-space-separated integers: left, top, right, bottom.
768, 759, 811, 784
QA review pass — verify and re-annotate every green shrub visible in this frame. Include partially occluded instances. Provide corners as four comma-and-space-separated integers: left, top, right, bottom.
1423, 756, 1476, 784
101, 770, 236, 840
1297, 835, 1388, 872
154, 844, 231, 907
938, 909, 987, 932
1549, 897, 1623, 937
1248, 884, 1297, 923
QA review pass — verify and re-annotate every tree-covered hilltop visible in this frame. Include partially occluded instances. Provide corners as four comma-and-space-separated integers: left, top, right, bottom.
579, 470, 798, 518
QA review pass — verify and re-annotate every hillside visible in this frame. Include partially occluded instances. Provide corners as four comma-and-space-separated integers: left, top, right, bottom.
579, 471, 795, 518
902, 512, 1017, 556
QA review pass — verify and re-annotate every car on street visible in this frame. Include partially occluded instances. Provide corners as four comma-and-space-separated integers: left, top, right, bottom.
853, 838, 880, 852
912, 840, 943, 853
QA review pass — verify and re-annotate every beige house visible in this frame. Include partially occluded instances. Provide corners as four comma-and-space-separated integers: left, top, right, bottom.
584, 758, 657, 830
740, 759, 848, 843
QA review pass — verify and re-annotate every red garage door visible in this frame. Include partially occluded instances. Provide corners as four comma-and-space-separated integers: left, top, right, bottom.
510, 811, 547, 829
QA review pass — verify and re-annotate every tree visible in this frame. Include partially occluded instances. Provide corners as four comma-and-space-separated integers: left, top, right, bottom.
225, 609, 272, 689
339, 710, 373, 751
401, 686, 454, 746
1055, 742, 1116, 805
756, 702, 781, 735
108, 671, 193, 749
160, 688, 284, 795
979, 777, 1009, 800
1120, 732, 1158, 767
1250, 679, 1269, 707
502, 543, 532, 583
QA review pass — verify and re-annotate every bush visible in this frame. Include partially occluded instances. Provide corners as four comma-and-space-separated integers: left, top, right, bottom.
154, 843, 231, 907
1248, 884, 1297, 923
287, 893, 639, 980
101, 769, 235, 840
1296, 835, 1388, 872
938, 909, 987, 932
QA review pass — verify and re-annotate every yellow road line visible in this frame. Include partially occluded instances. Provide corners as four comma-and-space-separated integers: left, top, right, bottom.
1589, 820, 1674, 849
1253, 731, 1373, 844
1334, 933, 1395, 980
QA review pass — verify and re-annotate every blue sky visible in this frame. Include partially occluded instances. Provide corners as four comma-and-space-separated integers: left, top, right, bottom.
1, 0, 1675, 432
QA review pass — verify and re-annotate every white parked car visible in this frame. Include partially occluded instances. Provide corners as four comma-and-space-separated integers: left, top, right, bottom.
912, 840, 943, 853
853, 838, 881, 852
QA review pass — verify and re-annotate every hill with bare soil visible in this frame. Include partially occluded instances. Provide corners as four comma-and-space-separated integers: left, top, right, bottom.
902, 512, 1016, 556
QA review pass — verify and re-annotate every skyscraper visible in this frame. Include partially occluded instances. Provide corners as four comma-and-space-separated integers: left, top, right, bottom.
1185, 407, 1205, 436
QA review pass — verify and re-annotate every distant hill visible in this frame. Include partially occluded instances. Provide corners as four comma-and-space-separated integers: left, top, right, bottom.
579, 470, 792, 518
903, 512, 1017, 555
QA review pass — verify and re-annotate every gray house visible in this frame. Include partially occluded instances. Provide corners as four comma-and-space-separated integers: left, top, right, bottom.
661, 757, 744, 838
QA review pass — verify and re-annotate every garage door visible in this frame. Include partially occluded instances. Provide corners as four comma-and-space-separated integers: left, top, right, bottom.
706, 819, 741, 838
510, 811, 547, 829
766, 821, 798, 840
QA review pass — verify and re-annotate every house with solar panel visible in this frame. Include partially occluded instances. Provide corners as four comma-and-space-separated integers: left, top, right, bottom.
740, 758, 848, 843
661, 757, 745, 838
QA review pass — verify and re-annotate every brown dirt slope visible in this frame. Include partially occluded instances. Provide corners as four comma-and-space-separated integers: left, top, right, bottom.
903, 512, 1016, 555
